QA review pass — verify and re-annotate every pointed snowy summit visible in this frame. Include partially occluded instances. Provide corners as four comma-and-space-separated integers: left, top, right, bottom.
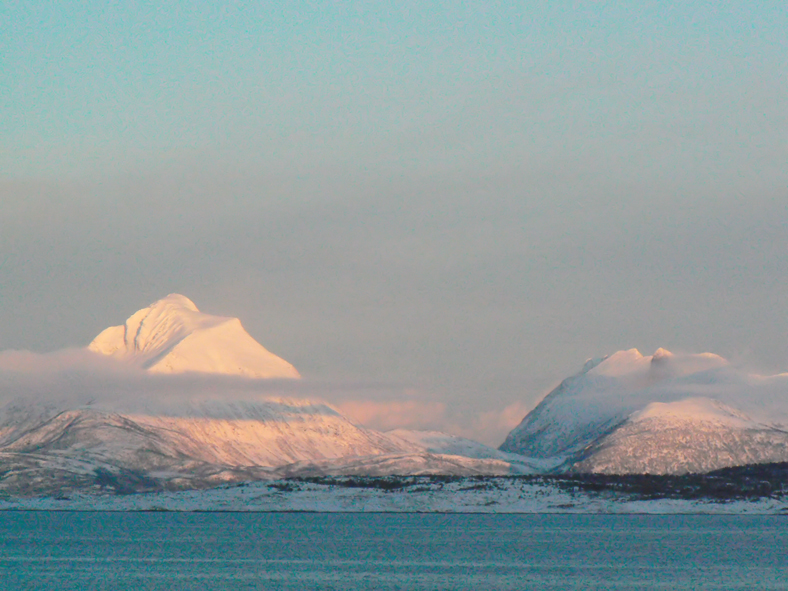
89, 294, 300, 378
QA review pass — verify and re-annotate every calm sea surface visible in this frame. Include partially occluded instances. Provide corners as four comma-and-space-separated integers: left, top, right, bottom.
0, 512, 786, 590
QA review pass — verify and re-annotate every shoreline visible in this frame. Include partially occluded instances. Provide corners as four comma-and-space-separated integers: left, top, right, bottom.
2, 474, 787, 515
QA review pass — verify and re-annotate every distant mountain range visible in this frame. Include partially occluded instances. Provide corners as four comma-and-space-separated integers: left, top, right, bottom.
1, 294, 787, 496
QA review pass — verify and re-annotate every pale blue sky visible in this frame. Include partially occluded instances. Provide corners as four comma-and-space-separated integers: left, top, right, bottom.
4, 1, 785, 178
1, 1, 787, 443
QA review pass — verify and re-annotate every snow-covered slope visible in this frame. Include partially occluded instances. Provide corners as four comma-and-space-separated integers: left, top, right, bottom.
0, 399, 421, 494
263, 430, 547, 479
0, 401, 557, 493
274, 452, 527, 477
2, 400, 415, 468
89, 294, 300, 378
574, 398, 788, 474
386, 429, 549, 472
501, 348, 788, 474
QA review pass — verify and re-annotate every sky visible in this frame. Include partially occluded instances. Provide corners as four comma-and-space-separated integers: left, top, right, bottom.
1, 1, 787, 445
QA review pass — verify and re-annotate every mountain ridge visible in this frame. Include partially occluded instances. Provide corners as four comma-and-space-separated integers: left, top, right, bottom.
4, 296, 788, 493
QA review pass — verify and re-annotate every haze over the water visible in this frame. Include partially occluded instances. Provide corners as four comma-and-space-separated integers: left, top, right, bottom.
2, 2, 787, 444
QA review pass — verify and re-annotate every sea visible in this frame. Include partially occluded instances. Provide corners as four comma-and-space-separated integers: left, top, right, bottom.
1, 512, 786, 590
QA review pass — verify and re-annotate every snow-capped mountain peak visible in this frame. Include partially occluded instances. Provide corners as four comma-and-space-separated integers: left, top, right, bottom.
588, 348, 647, 377
651, 347, 674, 362
500, 348, 788, 474
88, 294, 300, 378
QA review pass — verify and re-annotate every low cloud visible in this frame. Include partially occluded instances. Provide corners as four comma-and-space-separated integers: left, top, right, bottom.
0, 348, 471, 437
334, 397, 534, 447
0, 348, 406, 412
6, 347, 787, 448
335, 399, 447, 432
0, 348, 562, 445
454, 402, 532, 446
0, 349, 469, 436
